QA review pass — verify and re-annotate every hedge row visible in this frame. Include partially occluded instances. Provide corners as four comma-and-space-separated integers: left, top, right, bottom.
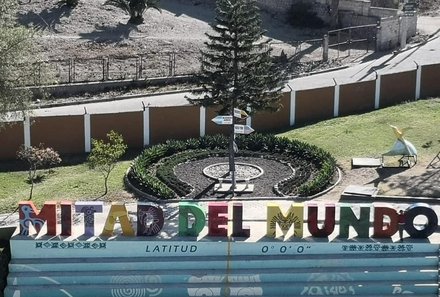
128, 134, 336, 199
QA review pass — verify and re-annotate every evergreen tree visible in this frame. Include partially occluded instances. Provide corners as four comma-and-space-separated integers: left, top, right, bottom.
0, 0, 34, 122
188, 0, 286, 192
188, 0, 286, 115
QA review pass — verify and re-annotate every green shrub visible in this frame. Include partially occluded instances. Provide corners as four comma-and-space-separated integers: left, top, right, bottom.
128, 133, 336, 199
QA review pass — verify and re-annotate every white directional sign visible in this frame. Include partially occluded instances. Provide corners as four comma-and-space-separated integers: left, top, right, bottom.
234, 124, 254, 135
212, 115, 233, 125
234, 108, 249, 119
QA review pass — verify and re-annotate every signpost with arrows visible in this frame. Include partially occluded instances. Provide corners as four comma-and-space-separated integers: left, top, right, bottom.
211, 107, 254, 194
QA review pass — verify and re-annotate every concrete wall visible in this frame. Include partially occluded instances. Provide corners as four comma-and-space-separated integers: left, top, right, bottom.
1, 62, 439, 161
0, 122, 24, 160
295, 86, 334, 124
339, 11, 379, 27
371, 0, 398, 8
31, 116, 84, 155
91, 112, 143, 148
421, 64, 440, 99
380, 70, 417, 108
252, 93, 290, 132
369, 6, 398, 18
340, 0, 371, 15
375, 14, 417, 51
149, 106, 200, 144
339, 80, 376, 116
377, 16, 400, 50
205, 106, 229, 136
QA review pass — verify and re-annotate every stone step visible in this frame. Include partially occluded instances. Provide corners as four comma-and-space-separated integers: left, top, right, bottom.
4, 281, 439, 297
8, 267, 438, 286
9, 253, 438, 272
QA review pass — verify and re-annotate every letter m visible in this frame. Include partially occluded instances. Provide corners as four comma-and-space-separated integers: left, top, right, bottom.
267, 203, 304, 238
19, 201, 57, 236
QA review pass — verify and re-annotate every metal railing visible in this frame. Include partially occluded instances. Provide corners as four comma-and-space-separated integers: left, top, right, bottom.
327, 24, 378, 59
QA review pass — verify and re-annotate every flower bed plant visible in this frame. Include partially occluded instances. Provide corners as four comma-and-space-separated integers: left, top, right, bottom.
127, 134, 336, 199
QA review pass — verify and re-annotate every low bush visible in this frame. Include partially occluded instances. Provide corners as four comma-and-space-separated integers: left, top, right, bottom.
128, 134, 336, 199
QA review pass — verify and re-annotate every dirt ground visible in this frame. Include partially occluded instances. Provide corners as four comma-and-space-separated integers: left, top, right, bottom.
313, 156, 440, 204
16, 0, 377, 85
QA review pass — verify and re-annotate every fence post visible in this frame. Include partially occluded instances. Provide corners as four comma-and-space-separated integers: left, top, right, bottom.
323, 34, 329, 62
375, 71, 381, 109
414, 61, 421, 100
102, 58, 106, 81
24, 115, 31, 148
68, 59, 71, 83
288, 85, 296, 127
348, 28, 352, 57
200, 106, 206, 137
333, 78, 340, 117
139, 56, 143, 79
375, 22, 381, 52
84, 108, 91, 153
143, 102, 150, 147
168, 53, 173, 77
246, 105, 252, 128
38, 62, 42, 86
400, 16, 408, 50
72, 59, 76, 83
337, 31, 340, 59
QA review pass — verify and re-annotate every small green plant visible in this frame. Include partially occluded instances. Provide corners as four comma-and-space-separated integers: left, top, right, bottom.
88, 131, 127, 196
17, 144, 62, 200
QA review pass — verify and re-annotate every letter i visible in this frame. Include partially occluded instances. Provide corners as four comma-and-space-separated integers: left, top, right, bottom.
61, 201, 73, 236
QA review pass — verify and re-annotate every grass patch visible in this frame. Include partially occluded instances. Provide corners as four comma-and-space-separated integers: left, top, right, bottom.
0, 161, 131, 214
279, 99, 440, 166
0, 98, 439, 213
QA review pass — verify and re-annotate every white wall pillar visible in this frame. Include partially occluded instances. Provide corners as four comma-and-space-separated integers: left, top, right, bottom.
200, 106, 206, 137
24, 116, 31, 148
333, 79, 340, 117
246, 105, 252, 127
375, 73, 381, 109
289, 85, 296, 126
143, 107, 150, 147
415, 62, 421, 100
84, 113, 91, 153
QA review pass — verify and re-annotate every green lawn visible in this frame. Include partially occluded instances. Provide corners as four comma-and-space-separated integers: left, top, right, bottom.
0, 161, 132, 214
279, 98, 440, 166
0, 98, 439, 214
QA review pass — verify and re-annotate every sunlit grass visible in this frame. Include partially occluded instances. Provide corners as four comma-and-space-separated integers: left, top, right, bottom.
279, 98, 440, 167
1, 98, 439, 214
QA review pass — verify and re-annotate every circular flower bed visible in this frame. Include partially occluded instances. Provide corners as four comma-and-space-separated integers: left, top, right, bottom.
127, 134, 336, 200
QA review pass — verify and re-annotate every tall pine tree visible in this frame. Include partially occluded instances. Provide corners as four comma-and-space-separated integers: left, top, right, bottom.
188, 0, 286, 193
188, 0, 286, 115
